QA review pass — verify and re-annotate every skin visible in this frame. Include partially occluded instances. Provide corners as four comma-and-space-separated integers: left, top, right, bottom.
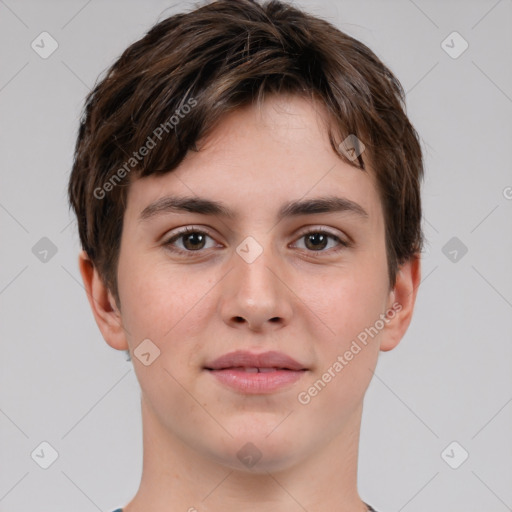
80, 93, 421, 512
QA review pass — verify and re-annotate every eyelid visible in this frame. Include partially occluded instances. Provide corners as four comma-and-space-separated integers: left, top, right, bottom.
163, 225, 218, 239
162, 226, 222, 250
293, 226, 352, 246
295, 225, 344, 238
290, 235, 350, 258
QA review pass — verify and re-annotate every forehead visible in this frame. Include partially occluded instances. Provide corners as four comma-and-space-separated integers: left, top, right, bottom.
124, 94, 383, 226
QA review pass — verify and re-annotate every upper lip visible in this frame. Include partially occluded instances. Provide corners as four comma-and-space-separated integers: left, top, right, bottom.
204, 350, 307, 371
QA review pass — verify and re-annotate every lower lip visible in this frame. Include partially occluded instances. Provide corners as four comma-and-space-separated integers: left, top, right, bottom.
206, 368, 306, 394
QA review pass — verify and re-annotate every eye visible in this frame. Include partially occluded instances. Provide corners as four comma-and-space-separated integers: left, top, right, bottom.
292, 229, 351, 253
162, 226, 351, 256
163, 227, 219, 253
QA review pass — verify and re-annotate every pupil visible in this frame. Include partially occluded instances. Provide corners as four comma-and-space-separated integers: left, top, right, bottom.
306, 233, 327, 250
184, 233, 205, 250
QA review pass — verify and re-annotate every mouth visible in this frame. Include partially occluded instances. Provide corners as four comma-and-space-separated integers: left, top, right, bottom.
204, 349, 307, 371
209, 366, 297, 372
204, 350, 308, 394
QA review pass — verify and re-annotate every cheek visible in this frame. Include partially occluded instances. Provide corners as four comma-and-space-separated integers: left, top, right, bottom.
117, 253, 221, 354
299, 254, 389, 349
117, 255, 189, 339
296, 269, 387, 417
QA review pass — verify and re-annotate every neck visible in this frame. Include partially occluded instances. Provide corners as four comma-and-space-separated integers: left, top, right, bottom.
124, 397, 368, 512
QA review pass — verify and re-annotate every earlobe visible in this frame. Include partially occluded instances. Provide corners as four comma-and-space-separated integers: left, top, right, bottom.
78, 250, 129, 351
380, 254, 421, 352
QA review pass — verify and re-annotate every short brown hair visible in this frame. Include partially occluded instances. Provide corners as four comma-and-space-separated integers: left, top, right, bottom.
68, 0, 424, 306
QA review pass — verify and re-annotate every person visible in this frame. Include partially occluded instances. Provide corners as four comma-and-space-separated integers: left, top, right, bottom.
68, 0, 423, 510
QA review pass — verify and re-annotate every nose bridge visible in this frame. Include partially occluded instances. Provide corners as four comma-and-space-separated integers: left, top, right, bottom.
220, 234, 292, 330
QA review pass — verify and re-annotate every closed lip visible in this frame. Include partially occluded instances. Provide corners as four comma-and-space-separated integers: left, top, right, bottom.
204, 350, 307, 371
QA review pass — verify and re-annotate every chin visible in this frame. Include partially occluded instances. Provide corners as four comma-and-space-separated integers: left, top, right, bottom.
210, 428, 304, 474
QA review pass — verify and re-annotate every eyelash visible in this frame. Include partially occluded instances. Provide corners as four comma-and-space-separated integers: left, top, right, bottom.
163, 226, 351, 257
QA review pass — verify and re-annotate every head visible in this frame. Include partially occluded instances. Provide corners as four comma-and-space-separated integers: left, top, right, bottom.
69, 0, 423, 472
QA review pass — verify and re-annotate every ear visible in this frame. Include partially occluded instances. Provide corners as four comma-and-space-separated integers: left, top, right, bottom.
379, 253, 421, 352
78, 250, 129, 351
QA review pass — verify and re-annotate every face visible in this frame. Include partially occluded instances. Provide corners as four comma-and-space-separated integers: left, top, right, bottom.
109, 94, 405, 472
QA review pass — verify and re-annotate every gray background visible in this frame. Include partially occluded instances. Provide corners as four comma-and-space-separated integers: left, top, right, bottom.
1, 0, 511, 511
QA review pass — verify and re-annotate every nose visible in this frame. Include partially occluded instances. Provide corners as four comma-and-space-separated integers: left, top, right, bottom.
218, 241, 293, 333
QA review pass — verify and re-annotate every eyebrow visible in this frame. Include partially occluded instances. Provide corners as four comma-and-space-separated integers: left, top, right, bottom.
139, 195, 369, 222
